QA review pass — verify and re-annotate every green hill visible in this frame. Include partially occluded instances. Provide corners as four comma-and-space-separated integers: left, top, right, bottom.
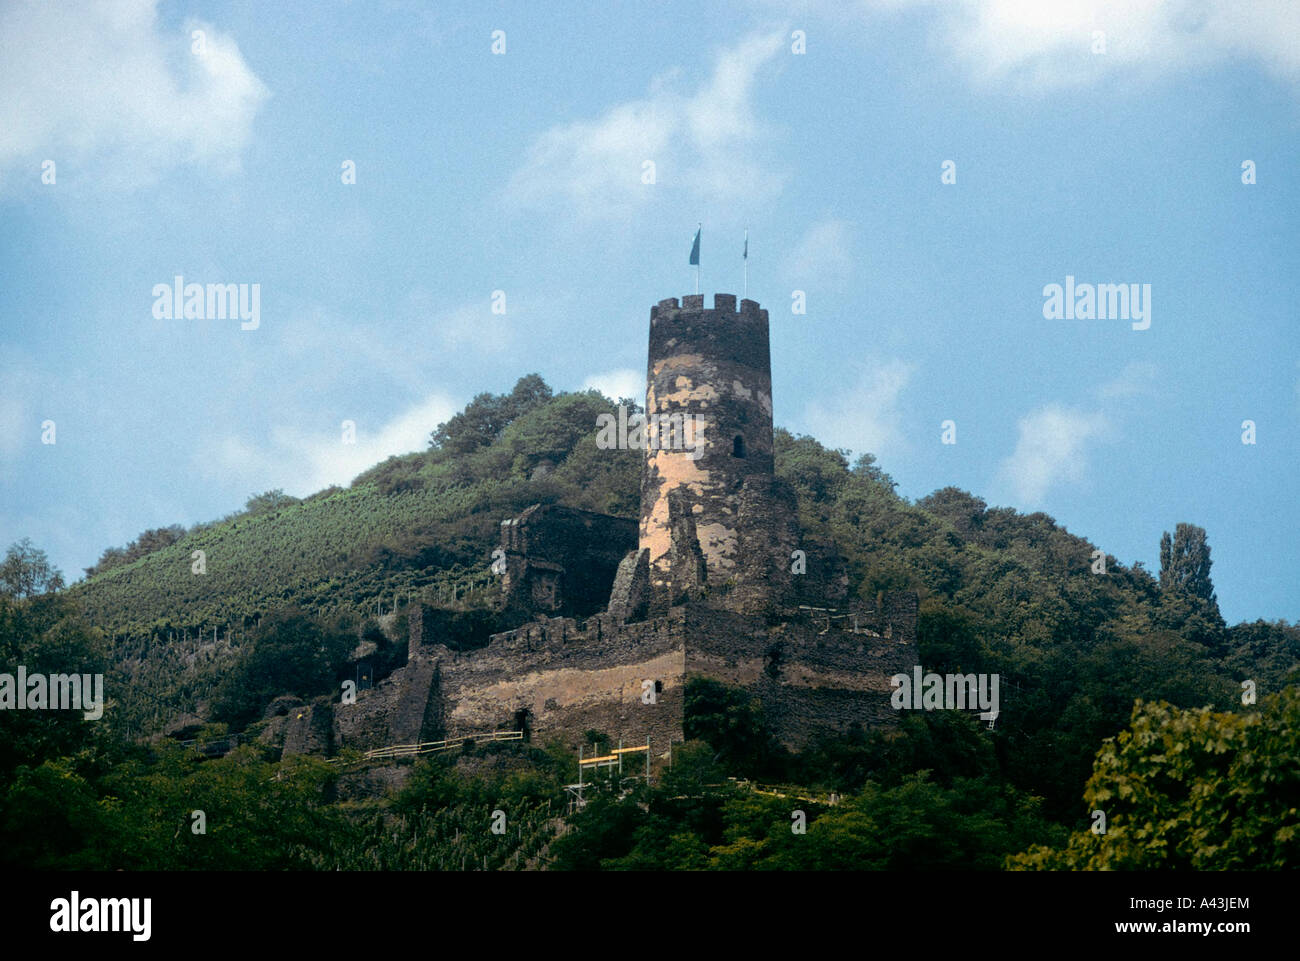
68, 379, 640, 731
56, 374, 1300, 818
5, 372, 1299, 869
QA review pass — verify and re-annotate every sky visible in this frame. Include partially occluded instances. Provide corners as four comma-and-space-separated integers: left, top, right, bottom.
0, 0, 1296, 624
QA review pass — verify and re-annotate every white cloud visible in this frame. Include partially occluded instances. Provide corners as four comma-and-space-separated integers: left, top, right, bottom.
208, 393, 459, 496
1096, 360, 1158, 401
782, 219, 856, 290
581, 369, 644, 404
998, 404, 1109, 506
802, 357, 915, 460
505, 30, 786, 218
0, 0, 268, 191
260, 295, 513, 406
997, 362, 1157, 505
832, 1, 1300, 90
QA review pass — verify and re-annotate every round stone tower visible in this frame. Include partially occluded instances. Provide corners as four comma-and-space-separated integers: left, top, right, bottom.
639, 293, 791, 610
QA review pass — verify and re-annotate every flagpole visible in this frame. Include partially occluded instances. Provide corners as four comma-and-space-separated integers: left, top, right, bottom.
743, 227, 749, 298
696, 222, 701, 295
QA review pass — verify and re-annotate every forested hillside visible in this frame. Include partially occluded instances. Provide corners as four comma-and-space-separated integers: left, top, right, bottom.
4, 373, 1296, 869
61, 375, 1300, 807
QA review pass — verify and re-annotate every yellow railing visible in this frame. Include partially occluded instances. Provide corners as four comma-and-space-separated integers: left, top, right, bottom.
328, 729, 523, 764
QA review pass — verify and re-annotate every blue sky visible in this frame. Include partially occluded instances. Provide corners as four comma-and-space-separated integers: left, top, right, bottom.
1, 0, 1296, 624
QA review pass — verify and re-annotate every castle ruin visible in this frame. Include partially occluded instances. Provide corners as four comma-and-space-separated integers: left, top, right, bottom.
268, 294, 918, 761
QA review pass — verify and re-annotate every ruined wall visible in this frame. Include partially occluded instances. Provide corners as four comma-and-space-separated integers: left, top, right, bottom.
682, 603, 919, 749
330, 607, 439, 753
323, 592, 919, 759
607, 547, 651, 623
724, 475, 800, 615
789, 538, 852, 609
500, 504, 637, 620
334, 666, 416, 752
281, 697, 335, 757
430, 612, 687, 756
421, 602, 920, 757
422, 598, 921, 755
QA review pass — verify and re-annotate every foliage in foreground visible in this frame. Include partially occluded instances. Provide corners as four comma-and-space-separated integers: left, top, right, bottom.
1009, 688, 1300, 870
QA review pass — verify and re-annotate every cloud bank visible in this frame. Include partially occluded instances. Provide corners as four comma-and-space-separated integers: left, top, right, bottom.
505, 30, 787, 218
0, 0, 268, 191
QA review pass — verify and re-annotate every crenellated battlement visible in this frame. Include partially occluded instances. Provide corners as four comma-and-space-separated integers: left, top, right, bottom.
650, 293, 768, 324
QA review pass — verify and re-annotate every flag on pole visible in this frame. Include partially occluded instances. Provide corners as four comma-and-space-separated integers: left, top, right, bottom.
743, 228, 749, 297
689, 227, 700, 266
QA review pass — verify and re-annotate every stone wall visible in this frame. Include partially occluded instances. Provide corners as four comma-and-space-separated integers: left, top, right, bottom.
281, 696, 335, 757
607, 548, 651, 623
499, 504, 637, 620
430, 612, 688, 756
677, 603, 918, 749
316, 589, 921, 760
724, 475, 801, 615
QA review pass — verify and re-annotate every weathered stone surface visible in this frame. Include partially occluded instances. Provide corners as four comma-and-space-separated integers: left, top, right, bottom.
263, 694, 304, 720
790, 537, 852, 608
639, 295, 799, 622
663, 488, 708, 609
684, 605, 917, 745
607, 548, 651, 623
281, 697, 334, 756
390, 657, 441, 744
499, 504, 636, 620
724, 475, 800, 615
328, 591, 919, 757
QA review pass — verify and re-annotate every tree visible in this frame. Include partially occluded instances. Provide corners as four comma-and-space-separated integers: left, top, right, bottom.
210, 608, 354, 727
429, 374, 554, 455
1158, 523, 1217, 608
1009, 691, 1300, 870
244, 489, 299, 515
774, 430, 849, 504
0, 591, 107, 780
916, 487, 987, 538
0, 538, 64, 598
851, 452, 898, 494
84, 546, 128, 578
683, 677, 780, 775
85, 524, 187, 577
503, 372, 553, 417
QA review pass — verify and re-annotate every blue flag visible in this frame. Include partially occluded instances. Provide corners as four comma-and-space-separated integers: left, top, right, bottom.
743, 233, 748, 260
689, 228, 700, 266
